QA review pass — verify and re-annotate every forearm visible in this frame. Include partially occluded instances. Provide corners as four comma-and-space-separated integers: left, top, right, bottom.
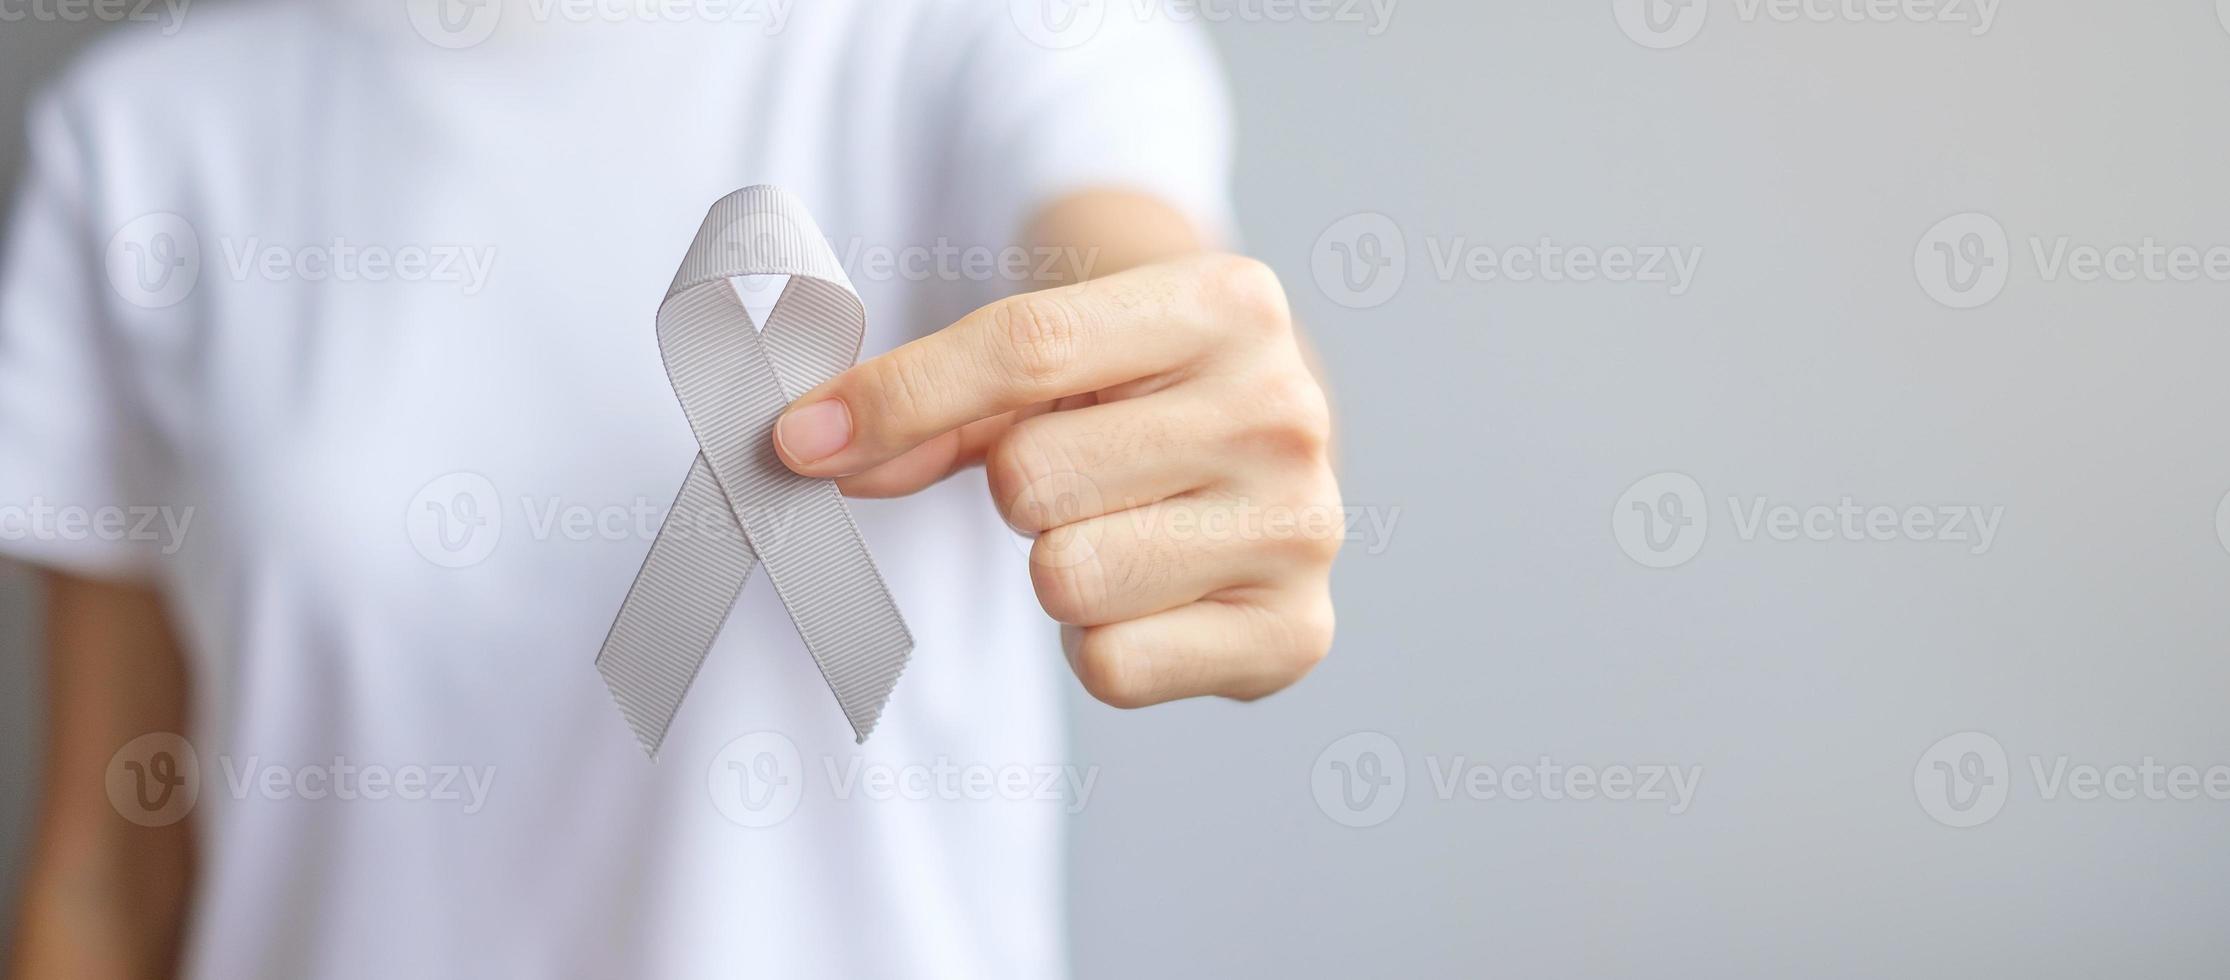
7, 572, 194, 980
12, 855, 192, 980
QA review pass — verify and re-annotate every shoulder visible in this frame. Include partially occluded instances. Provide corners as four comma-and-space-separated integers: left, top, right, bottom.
34, 0, 321, 142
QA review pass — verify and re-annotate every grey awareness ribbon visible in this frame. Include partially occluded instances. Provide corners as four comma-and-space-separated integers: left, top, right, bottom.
598, 186, 912, 756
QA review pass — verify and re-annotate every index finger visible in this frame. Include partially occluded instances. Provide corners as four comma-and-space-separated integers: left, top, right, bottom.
772, 262, 1225, 478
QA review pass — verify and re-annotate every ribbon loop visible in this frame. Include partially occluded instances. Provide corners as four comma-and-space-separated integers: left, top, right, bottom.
598, 186, 913, 757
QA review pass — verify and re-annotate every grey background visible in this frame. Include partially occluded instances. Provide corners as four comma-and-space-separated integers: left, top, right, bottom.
9, 3, 2230, 978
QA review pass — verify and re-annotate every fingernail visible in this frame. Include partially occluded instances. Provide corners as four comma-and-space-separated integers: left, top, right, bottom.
776, 400, 853, 464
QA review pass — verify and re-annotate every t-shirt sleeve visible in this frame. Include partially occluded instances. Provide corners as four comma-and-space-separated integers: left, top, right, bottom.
0, 88, 165, 580
945, 6, 1238, 251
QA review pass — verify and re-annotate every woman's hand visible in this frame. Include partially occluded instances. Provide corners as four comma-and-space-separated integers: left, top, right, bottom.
773, 250, 1340, 708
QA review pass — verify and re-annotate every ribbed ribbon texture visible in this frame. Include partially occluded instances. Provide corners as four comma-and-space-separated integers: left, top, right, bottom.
597, 186, 913, 757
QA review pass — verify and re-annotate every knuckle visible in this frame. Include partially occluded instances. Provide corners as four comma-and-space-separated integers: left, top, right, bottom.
1074, 630, 1157, 709
1303, 519, 1346, 562
1250, 597, 1334, 692
1250, 371, 1334, 461
856, 354, 938, 441
1287, 599, 1336, 675
1278, 506, 1345, 564
1030, 531, 1111, 625
985, 431, 1056, 530
988, 425, 1102, 533
1212, 255, 1292, 336
1300, 478, 1348, 563
992, 293, 1088, 390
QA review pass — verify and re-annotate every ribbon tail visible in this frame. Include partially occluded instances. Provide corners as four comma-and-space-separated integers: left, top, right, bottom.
596, 453, 757, 758
750, 478, 914, 743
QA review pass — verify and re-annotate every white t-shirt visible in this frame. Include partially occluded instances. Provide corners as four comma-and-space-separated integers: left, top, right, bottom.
0, 3, 1230, 977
